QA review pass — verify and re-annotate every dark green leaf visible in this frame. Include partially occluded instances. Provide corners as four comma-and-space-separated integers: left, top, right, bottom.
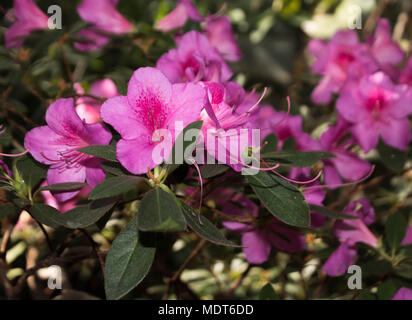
78, 145, 117, 162
259, 283, 278, 300
165, 120, 203, 175
101, 162, 129, 176
199, 164, 229, 179
55, 197, 118, 229
385, 212, 407, 252
138, 188, 186, 232
38, 182, 87, 192
0, 204, 17, 219
29, 204, 61, 228
105, 217, 156, 300
361, 260, 392, 278
261, 134, 278, 154
15, 155, 47, 189
261, 150, 334, 168
377, 279, 398, 300
180, 202, 239, 247
309, 204, 359, 220
89, 176, 145, 200
246, 171, 310, 227
378, 140, 407, 173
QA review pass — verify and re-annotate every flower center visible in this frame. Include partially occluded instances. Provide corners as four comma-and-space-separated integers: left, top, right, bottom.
365, 94, 386, 119
136, 92, 168, 134
335, 51, 355, 69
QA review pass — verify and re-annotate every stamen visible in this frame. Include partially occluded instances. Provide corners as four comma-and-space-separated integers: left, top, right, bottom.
303, 165, 375, 191
0, 149, 29, 157
273, 96, 291, 128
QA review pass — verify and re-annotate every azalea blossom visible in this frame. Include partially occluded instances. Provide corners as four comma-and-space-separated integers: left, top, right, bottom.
74, 79, 119, 124
221, 193, 306, 264
156, 0, 202, 32
203, 15, 242, 62
322, 199, 377, 276
366, 18, 405, 80
337, 72, 412, 152
5, 0, 48, 48
319, 117, 371, 187
100, 67, 206, 174
307, 30, 378, 104
24, 98, 112, 202
156, 31, 232, 84
391, 287, 412, 300
75, 0, 133, 51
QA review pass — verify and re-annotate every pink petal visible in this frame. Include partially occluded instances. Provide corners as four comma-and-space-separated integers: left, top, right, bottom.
24, 126, 69, 165
322, 242, 357, 277
242, 230, 272, 264
127, 67, 172, 109
391, 288, 412, 300
379, 118, 412, 151
47, 166, 87, 202
100, 95, 148, 140
45, 98, 86, 138
116, 138, 157, 175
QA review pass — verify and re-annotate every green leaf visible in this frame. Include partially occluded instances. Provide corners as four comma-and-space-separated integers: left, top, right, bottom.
105, 217, 156, 300
55, 197, 118, 229
377, 279, 398, 300
38, 182, 87, 192
377, 140, 407, 173
361, 260, 392, 278
180, 202, 239, 247
15, 155, 47, 189
138, 188, 186, 232
100, 162, 129, 176
309, 204, 359, 220
261, 150, 334, 168
246, 171, 310, 227
385, 212, 407, 252
77, 145, 117, 162
259, 283, 278, 300
29, 204, 61, 228
165, 120, 203, 175
261, 134, 278, 154
0, 204, 17, 219
199, 164, 229, 179
89, 176, 145, 200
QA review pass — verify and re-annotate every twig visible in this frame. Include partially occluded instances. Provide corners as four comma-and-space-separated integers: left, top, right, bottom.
79, 229, 105, 275
162, 239, 207, 299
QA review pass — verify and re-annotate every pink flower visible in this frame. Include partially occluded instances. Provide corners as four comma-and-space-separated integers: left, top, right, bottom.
319, 117, 372, 187
156, 31, 232, 84
308, 30, 378, 104
391, 288, 412, 300
204, 15, 242, 62
221, 193, 306, 264
24, 98, 112, 202
75, 79, 119, 124
322, 199, 377, 276
156, 0, 202, 32
100, 67, 206, 174
337, 72, 412, 152
399, 56, 412, 86
75, 0, 133, 51
366, 18, 405, 79
5, 0, 48, 48
198, 82, 263, 171
41, 181, 92, 213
